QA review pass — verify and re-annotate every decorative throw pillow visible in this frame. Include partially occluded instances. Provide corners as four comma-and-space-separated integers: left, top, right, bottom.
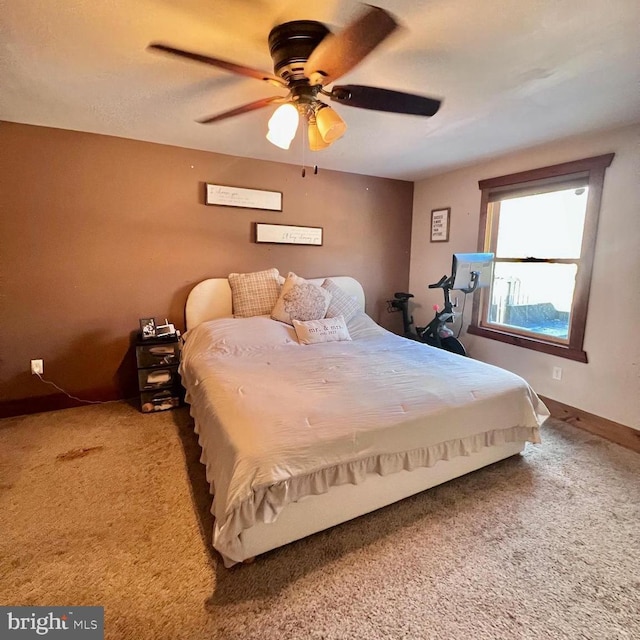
293, 315, 352, 345
228, 268, 281, 318
321, 278, 361, 322
271, 272, 332, 325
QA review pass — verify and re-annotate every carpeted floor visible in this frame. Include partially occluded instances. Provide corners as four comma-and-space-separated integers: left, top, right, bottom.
0, 401, 638, 640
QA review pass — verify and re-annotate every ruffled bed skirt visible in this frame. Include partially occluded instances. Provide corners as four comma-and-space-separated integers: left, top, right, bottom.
200, 422, 541, 565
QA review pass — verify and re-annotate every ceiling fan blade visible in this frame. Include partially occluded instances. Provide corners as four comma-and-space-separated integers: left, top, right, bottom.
304, 5, 398, 86
197, 96, 288, 124
148, 43, 286, 87
330, 85, 442, 116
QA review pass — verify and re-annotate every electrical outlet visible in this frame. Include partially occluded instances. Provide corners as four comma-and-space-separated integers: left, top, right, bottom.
31, 359, 44, 375
552, 366, 562, 381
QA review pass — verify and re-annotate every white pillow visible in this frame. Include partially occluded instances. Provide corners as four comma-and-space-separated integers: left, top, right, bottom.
271, 272, 332, 325
184, 316, 297, 354
321, 278, 361, 322
293, 315, 352, 345
228, 268, 281, 318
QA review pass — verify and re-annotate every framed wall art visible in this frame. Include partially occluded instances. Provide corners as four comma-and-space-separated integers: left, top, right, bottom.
139, 317, 156, 340
430, 207, 450, 242
255, 223, 323, 246
205, 184, 283, 211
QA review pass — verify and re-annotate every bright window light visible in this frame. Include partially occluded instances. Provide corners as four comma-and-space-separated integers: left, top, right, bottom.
470, 153, 614, 362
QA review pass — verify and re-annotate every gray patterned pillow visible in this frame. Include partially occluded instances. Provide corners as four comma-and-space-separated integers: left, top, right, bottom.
228, 268, 281, 317
321, 278, 361, 322
271, 272, 332, 325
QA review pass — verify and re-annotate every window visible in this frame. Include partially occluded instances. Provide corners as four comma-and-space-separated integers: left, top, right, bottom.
468, 154, 614, 362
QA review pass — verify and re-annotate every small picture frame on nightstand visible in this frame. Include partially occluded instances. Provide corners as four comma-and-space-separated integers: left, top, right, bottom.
139, 317, 156, 340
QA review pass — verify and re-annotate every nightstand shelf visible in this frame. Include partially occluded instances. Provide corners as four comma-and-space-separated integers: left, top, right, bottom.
135, 332, 182, 413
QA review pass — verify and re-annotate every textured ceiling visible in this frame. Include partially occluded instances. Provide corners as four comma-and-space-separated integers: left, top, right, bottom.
2, 0, 639, 180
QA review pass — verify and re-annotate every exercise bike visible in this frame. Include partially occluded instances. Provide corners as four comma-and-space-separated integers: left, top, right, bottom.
390, 262, 493, 357
390, 279, 466, 355
388, 253, 494, 356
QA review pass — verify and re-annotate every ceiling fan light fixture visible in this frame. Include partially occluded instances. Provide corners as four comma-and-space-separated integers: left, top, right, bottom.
151, 6, 443, 149
315, 105, 347, 143
308, 120, 330, 151
266, 102, 299, 149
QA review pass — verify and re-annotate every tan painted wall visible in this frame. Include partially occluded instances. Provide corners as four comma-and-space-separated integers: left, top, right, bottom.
410, 123, 640, 430
0, 122, 412, 405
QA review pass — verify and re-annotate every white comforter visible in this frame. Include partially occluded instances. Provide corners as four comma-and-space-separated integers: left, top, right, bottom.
180, 313, 548, 563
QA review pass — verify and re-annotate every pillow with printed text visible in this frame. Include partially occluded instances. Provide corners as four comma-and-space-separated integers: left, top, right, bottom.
293, 315, 352, 345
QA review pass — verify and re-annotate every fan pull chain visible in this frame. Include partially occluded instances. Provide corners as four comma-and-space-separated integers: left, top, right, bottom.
299, 127, 319, 178
301, 165, 319, 178
301, 124, 306, 177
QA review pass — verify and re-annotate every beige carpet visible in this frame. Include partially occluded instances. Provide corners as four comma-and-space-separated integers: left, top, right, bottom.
0, 402, 638, 640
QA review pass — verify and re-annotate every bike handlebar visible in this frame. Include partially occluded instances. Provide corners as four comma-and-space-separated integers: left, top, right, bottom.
428, 275, 449, 289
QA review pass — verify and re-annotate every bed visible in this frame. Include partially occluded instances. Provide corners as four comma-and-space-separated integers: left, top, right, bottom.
180, 274, 549, 567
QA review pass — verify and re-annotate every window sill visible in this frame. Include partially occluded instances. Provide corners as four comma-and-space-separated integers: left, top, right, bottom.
467, 325, 588, 363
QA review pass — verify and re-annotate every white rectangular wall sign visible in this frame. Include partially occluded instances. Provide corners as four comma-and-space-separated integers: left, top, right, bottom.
255, 223, 323, 246
206, 184, 282, 211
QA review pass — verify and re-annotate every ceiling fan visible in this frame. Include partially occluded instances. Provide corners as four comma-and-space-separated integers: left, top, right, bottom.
148, 4, 442, 151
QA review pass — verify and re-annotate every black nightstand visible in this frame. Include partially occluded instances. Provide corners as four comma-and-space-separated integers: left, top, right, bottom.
135, 332, 183, 413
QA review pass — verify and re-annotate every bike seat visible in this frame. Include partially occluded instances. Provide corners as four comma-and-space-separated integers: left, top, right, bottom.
394, 292, 414, 299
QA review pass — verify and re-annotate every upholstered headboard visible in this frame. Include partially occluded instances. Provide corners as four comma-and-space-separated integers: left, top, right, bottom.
185, 276, 366, 330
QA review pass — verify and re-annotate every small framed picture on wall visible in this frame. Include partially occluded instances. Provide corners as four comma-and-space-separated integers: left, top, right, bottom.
430, 207, 450, 242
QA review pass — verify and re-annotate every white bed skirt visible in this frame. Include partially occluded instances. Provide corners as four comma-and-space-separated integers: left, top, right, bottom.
220, 438, 525, 564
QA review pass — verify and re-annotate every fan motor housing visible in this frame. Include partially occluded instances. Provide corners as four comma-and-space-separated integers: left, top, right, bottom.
268, 20, 329, 81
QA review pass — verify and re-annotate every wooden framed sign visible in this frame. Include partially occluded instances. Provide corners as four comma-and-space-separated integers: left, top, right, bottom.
430, 207, 450, 242
205, 184, 283, 211
255, 223, 323, 246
